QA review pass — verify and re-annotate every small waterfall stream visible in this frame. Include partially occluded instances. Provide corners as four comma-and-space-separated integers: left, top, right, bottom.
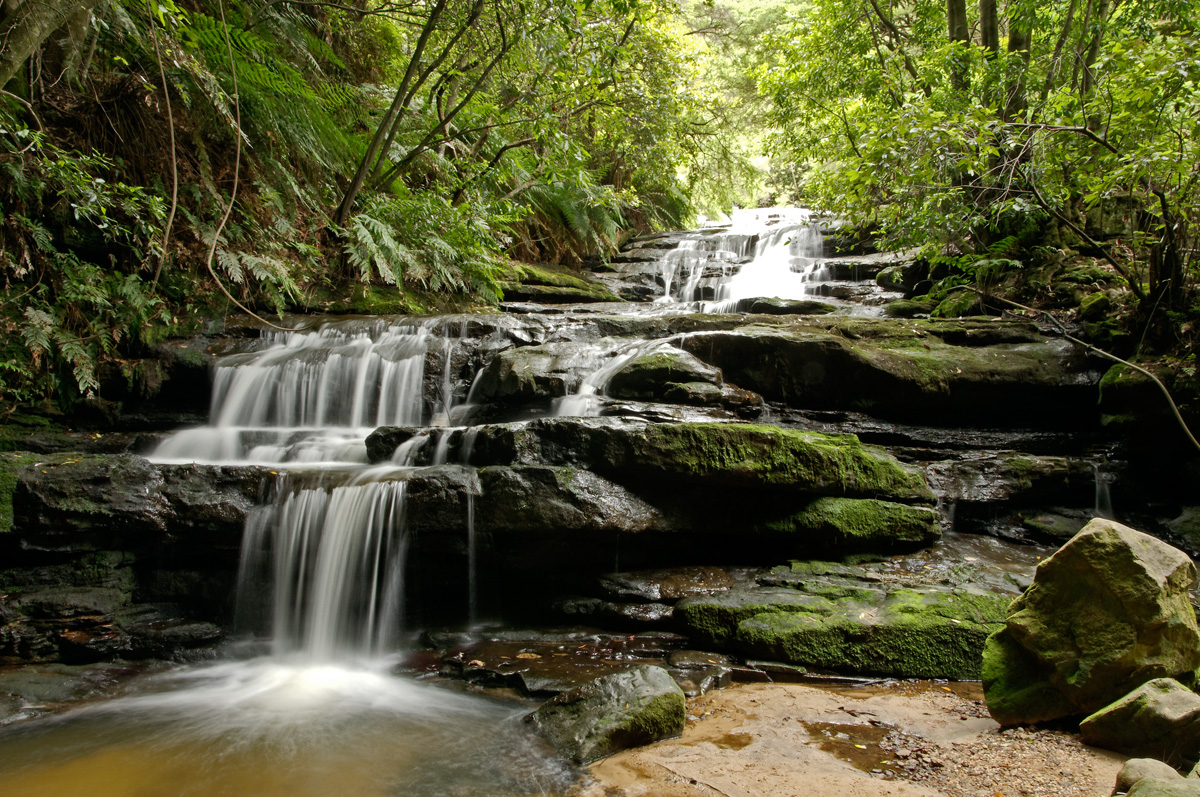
0, 208, 1137, 796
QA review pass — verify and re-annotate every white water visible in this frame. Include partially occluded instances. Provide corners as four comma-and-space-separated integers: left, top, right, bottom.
150, 321, 431, 467
0, 316, 579, 794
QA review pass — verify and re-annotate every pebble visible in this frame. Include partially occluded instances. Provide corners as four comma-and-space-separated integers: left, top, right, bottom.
876, 693, 1107, 797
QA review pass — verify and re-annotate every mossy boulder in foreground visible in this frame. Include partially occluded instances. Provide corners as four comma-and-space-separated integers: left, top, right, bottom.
983, 518, 1200, 725
1079, 678, 1200, 768
524, 664, 685, 764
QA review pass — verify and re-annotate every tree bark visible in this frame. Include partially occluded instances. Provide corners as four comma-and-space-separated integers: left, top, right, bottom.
980, 0, 999, 54
1003, 16, 1032, 121
0, 0, 103, 89
946, 0, 970, 92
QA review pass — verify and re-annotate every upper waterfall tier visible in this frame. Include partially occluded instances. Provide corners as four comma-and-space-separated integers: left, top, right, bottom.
151, 321, 433, 466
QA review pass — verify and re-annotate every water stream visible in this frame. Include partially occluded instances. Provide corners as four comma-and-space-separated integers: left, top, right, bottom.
0, 208, 1121, 793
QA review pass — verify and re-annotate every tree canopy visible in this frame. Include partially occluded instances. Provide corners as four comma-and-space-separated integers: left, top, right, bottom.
1, 0, 1199, 411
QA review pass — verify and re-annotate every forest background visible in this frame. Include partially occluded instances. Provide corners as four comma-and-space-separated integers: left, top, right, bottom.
0, 0, 1197, 413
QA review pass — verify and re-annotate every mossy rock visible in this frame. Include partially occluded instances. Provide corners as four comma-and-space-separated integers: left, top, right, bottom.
1057, 265, 1117, 286
462, 419, 934, 503
883, 299, 934, 318
743, 298, 837, 315
1080, 291, 1112, 321
499, 262, 620, 304
607, 350, 723, 400
983, 519, 1200, 725
1079, 678, 1200, 768
524, 664, 685, 764
677, 579, 1008, 679
759, 497, 939, 550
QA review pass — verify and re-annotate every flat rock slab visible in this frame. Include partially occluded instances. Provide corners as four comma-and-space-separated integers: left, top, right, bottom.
675, 563, 1009, 680
582, 681, 1125, 797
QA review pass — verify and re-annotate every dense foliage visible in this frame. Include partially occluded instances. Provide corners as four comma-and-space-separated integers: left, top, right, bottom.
0, 0, 741, 408
5, 0, 1200, 411
761, 0, 1200, 320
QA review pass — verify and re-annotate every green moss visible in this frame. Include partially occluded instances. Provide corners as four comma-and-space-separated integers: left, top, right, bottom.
628, 423, 934, 502
625, 690, 685, 742
736, 601, 1000, 680
679, 582, 1009, 680
295, 283, 486, 315
763, 497, 939, 548
674, 591, 837, 647
498, 262, 619, 302
982, 628, 1075, 725
0, 452, 41, 532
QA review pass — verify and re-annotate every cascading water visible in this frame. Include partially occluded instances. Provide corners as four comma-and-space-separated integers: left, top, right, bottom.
709, 210, 827, 306
0, 319, 574, 796
151, 321, 430, 466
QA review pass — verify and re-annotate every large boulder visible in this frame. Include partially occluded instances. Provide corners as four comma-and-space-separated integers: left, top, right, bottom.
523, 664, 685, 764
1079, 679, 1200, 768
983, 519, 1200, 725
1115, 759, 1185, 793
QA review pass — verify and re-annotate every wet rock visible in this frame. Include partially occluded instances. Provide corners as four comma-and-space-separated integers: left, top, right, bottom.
2, 455, 264, 662
475, 465, 669, 535
1080, 679, 1200, 768
667, 650, 732, 668
742, 298, 837, 315
883, 299, 934, 318
432, 630, 687, 696
554, 597, 674, 625
598, 567, 736, 602
524, 664, 686, 764
607, 349, 723, 398
983, 519, 1200, 726
471, 340, 607, 402
466, 419, 934, 503
1115, 759, 1184, 794
14, 455, 266, 541
670, 665, 732, 697
762, 497, 939, 550
679, 318, 1102, 425
1166, 507, 1200, 554
675, 571, 1008, 679
1020, 510, 1090, 542
924, 452, 1096, 507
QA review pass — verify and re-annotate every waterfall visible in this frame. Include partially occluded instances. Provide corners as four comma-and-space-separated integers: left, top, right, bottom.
238, 477, 411, 660
151, 321, 431, 466
155, 318, 461, 661
710, 213, 826, 305
1093, 461, 1116, 520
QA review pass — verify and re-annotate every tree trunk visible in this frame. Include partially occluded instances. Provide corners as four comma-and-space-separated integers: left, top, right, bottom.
980, 0, 999, 54
1080, 0, 1110, 98
946, 0, 970, 92
0, 0, 102, 89
1003, 17, 1033, 121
